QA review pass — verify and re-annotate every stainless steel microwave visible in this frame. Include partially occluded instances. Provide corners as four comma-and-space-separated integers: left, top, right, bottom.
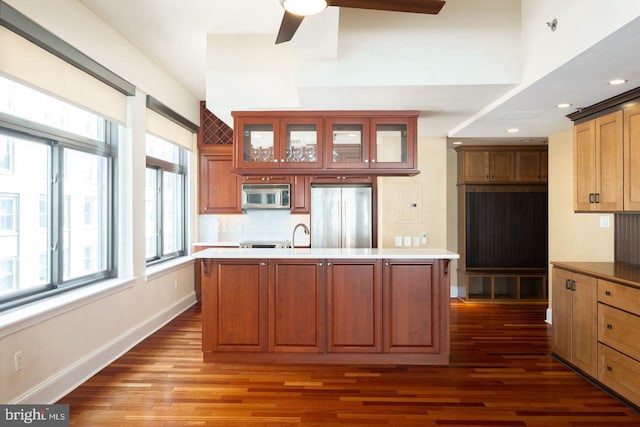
241, 183, 290, 210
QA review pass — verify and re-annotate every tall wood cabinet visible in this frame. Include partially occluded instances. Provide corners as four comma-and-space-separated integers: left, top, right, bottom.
456, 145, 548, 302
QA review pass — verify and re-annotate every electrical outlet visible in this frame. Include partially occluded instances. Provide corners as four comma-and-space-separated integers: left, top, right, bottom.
14, 351, 23, 372
422, 233, 428, 245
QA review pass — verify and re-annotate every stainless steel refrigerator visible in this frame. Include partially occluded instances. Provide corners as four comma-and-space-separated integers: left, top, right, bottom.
310, 184, 372, 248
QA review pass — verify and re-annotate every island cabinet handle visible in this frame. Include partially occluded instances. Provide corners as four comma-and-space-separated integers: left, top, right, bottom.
605, 290, 612, 297
607, 323, 614, 330
327, 262, 332, 266
318, 263, 323, 266
607, 365, 613, 372
260, 262, 266, 266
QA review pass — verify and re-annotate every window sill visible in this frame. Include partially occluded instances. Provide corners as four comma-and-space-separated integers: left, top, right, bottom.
0, 277, 136, 339
145, 256, 194, 282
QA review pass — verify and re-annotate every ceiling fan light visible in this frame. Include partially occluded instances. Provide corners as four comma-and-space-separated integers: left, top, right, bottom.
281, 0, 327, 16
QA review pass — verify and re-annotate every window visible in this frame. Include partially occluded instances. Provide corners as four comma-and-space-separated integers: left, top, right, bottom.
145, 133, 186, 264
145, 134, 186, 263
0, 258, 17, 291
0, 77, 117, 309
0, 138, 14, 172
0, 194, 18, 232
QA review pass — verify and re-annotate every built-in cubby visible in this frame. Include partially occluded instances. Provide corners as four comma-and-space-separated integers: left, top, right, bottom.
461, 270, 547, 301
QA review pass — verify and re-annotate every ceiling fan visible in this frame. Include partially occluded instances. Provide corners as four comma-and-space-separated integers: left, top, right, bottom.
275, 0, 446, 44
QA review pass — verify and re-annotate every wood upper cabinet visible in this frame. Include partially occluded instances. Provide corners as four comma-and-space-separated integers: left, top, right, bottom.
624, 103, 640, 211
232, 114, 324, 170
457, 146, 546, 184
574, 111, 623, 212
552, 267, 598, 378
202, 259, 268, 353
325, 259, 382, 353
325, 116, 417, 170
199, 145, 242, 214
232, 111, 418, 175
268, 259, 325, 353
383, 259, 443, 354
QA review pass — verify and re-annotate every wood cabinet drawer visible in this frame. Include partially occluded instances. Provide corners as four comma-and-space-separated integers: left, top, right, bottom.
598, 303, 640, 361
598, 279, 640, 316
598, 343, 640, 406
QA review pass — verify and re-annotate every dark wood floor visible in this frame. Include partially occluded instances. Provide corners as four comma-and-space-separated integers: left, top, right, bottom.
59, 301, 640, 426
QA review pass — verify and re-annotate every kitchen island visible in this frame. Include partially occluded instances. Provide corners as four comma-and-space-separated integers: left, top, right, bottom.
196, 248, 459, 365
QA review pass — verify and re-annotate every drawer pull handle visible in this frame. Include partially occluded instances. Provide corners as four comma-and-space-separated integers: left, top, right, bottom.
607, 365, 613, 372
565, 279, 571, 290
605, 290, 612, 297
607, 323, 613, 330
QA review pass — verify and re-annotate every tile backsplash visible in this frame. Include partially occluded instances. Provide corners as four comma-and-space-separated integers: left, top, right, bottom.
199, 211, 311, 246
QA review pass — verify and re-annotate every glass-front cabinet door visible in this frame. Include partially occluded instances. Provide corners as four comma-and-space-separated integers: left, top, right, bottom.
280, 118, 323, 169
235, 117, 279, 169
325, 117, 370, 169
370, 117, 415, 169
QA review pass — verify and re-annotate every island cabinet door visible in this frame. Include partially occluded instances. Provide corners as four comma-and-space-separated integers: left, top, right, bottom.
201, 259, 268, 353
268, 259, 325, 353
325, 259, 382, 353
383, 260, 442, 353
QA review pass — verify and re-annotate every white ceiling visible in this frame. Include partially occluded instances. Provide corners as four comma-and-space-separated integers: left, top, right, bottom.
79, 0, 640, 142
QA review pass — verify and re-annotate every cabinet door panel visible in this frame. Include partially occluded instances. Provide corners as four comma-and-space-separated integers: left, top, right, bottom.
552, 268, 573, 361
574, 121, 596, 211
206, 260, 267, 352
624, 104, 640, 211
199, 148, 242, 214
489, 151, 514, 181
595, 111, 623, 211
269, 260, 324, 353
462, 151, 489, 182
326, 260, 381, 352
515, 151, 541, 182
325, 118, 370, 169
384, 261, 439, 353
572, 272, 597, 377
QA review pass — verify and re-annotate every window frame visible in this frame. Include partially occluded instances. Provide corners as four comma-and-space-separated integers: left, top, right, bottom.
0, 111, 118, 311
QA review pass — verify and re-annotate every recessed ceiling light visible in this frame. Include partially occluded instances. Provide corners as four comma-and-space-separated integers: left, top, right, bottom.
557, 103, 572, 108
507, 128, 520, 133
608, 78, 627, 85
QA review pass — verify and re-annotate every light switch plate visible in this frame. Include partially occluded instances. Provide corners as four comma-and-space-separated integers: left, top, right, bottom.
599, 216, 610, 228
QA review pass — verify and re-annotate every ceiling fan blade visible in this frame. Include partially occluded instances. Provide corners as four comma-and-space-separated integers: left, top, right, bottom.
275, 11, 305, 44
329, 0, 445, 14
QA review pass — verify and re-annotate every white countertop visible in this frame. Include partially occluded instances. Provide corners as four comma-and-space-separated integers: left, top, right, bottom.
194, 247, 459, 260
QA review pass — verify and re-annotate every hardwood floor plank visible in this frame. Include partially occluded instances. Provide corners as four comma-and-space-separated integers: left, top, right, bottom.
59, 301, 640, 426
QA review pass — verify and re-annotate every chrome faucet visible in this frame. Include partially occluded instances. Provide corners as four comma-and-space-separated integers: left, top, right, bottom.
291, 223, 310, 248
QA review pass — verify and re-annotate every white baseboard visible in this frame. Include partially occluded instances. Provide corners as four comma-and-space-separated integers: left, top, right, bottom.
12, 292, 197, 404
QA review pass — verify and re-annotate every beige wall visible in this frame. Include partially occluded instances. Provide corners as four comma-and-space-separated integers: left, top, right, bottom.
547, 130, 615, 311
378, 136, 458, 294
